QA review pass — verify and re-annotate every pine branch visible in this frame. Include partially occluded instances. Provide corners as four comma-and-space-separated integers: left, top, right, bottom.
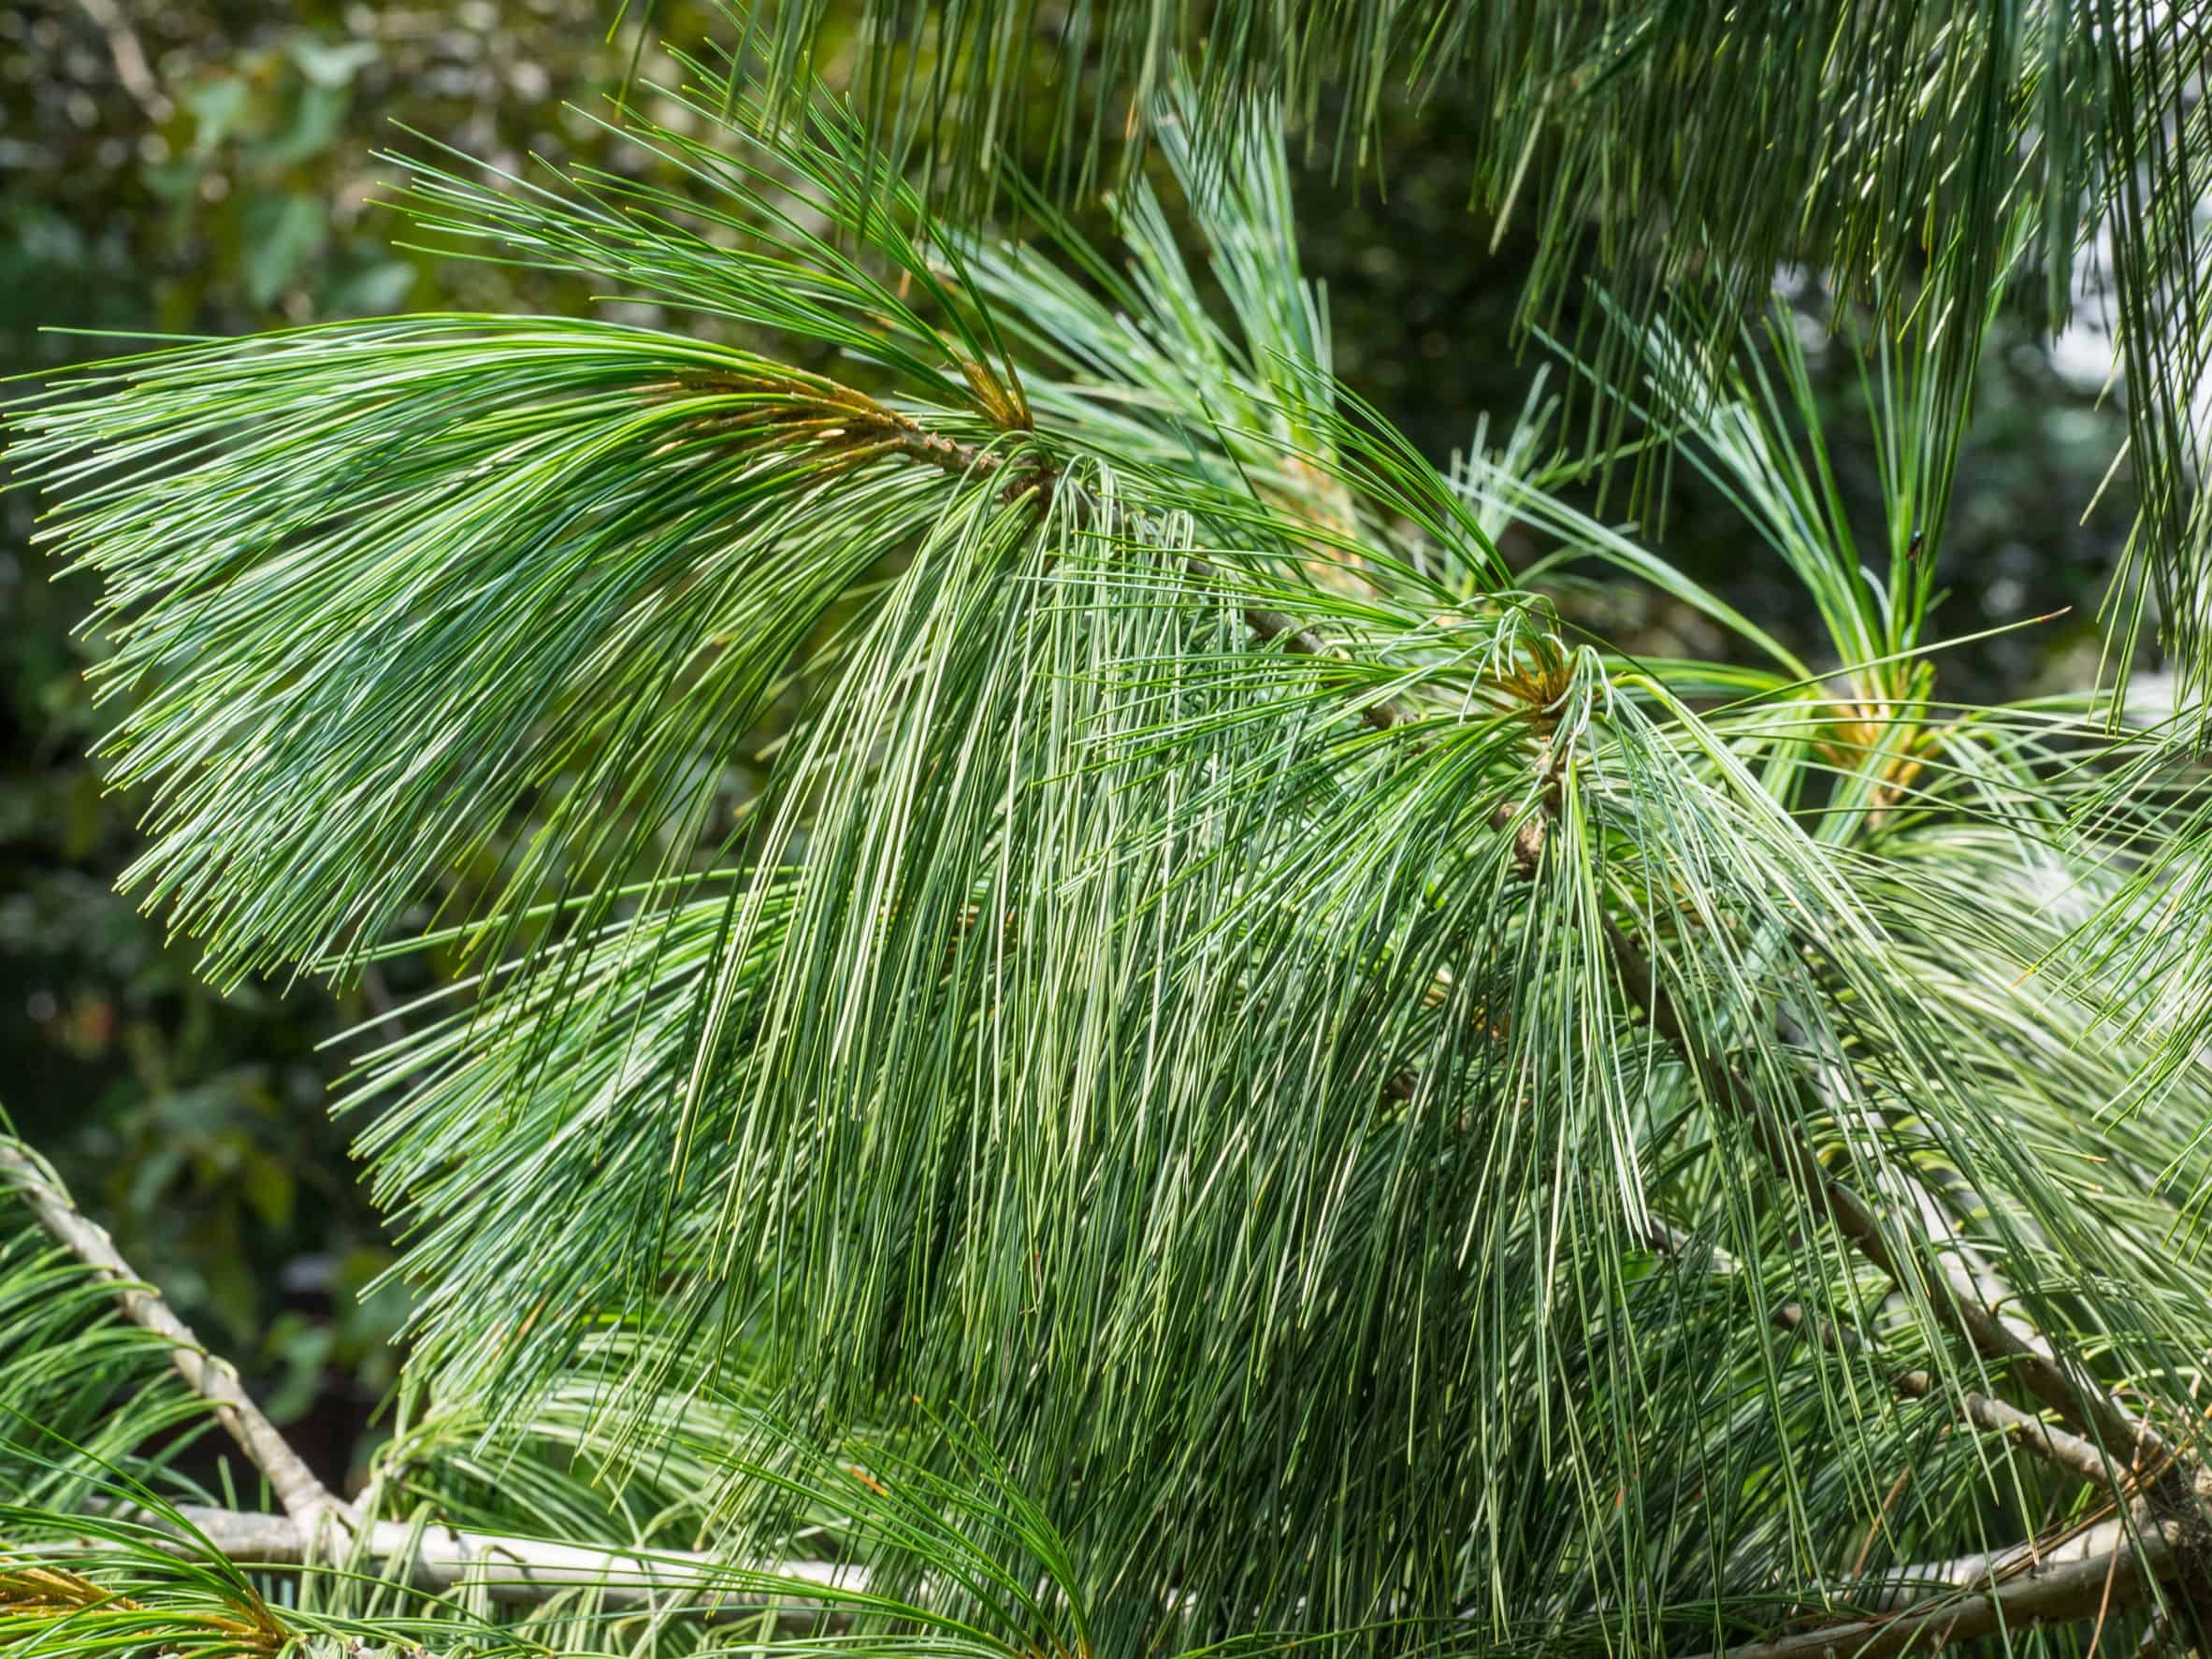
1244, 553, 2163, 1480
0, 1139, 343, 1536
1253, 556, 2167, 1476
1220, 513, 2199, 1652
1859, 1511, 2156, 1613
1235, 541, 2177, 1583
1612, 922, 2212, 1647
1644, 1218, 2119, 1492
74, 1506, 863, 1613
1689, 1518, 2181, 1659
20, 52, 2208, 1640
661, 367, 1054, 507
1223, 571, 1423, 732
1601, 917, 2163, 1465
0, 1134, 869, 1624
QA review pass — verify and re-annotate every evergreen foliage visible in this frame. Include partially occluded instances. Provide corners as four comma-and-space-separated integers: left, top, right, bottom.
9, 8, 2212, 1658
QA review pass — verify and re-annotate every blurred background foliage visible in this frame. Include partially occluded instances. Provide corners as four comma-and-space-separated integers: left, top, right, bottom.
0, 0, 2138, 1492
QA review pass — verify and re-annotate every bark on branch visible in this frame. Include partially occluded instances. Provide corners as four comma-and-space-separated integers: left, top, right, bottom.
1643, 1217, 2119, 1492
2, 1132, 864, 1621
1690, 1518, 2182, 1659
80, 1505, 864, 1611
1603, 918, 2161, 1467
0, 1138, 345, 1536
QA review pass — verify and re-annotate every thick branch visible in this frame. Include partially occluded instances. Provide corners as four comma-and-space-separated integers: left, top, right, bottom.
1779, 1003, 2094, 1439
1859, 1511, 2148, 1611
1692, 1519, 2181, 1659
0, 1140, 343, 1534
67, 1505, 2185, 1652
71, 1504, 863, 1613
1604, 919, 2161, 1466
1645, 1218, 2118, 1491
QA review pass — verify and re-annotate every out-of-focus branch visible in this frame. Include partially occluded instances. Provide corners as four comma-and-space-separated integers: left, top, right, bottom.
70, 0, 169, 122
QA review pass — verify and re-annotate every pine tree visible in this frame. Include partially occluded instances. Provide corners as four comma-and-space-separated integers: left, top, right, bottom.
10, 7, 2212, 1658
